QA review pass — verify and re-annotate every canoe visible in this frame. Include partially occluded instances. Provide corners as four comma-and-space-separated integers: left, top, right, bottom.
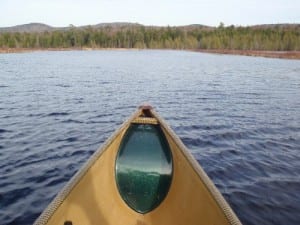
34, 104, 241, 225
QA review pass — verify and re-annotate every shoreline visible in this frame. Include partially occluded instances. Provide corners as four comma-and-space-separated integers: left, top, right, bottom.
0, 47, 300, 59
0, 47, 139, 53
194, 49, 300, 60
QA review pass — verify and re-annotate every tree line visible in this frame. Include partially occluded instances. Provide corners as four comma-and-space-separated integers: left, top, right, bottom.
0, 25, 299, 51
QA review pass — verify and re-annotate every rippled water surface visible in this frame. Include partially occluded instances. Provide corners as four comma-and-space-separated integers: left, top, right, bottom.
0, 50, 300, 225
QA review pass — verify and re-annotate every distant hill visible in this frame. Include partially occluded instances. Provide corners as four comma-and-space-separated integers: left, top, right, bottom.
0, 23, 56, 33
176, 24, 213, 31
0, 22, 145, 33
1, 22, 299, 33
92, 22, 143, 29
0, 22, 214, 33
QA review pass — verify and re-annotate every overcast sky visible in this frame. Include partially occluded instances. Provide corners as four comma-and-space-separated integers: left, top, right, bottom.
0, 0, 299, 27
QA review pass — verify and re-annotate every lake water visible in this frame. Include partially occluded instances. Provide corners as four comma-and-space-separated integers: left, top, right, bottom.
0, 50, 299, 225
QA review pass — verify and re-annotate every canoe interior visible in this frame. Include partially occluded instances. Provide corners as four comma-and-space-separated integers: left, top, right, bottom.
34, 107, 241, 225
115, 123, 173, 214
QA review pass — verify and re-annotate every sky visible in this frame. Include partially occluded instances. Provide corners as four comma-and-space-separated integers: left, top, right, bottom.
0, 0, 299, 27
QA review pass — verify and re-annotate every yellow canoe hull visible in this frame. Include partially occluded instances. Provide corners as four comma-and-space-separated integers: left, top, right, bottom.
34, 105, 241, 225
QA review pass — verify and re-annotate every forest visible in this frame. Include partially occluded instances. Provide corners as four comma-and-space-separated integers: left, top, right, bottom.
0, 24, 299, 51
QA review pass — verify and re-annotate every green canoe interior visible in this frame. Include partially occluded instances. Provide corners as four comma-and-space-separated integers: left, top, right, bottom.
34, 108, 241, 225
116, 123, 173, 214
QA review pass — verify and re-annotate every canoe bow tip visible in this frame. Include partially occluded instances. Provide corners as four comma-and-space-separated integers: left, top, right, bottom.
138, 103, 154, 110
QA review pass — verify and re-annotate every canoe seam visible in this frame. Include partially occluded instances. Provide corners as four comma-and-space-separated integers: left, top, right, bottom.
33, 109, 141, 225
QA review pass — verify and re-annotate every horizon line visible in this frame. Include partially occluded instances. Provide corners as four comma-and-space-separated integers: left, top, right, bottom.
1, 21, 299, 29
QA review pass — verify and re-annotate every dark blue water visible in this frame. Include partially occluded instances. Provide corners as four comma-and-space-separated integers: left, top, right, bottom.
0, 50, 299, 225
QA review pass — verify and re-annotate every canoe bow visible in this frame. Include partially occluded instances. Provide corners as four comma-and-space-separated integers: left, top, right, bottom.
34, 104, 241, 225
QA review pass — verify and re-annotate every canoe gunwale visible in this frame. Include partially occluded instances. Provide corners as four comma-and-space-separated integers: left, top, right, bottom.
33, 109, 141, 225
151, 110, 242, 225
34, 107, 242, 225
